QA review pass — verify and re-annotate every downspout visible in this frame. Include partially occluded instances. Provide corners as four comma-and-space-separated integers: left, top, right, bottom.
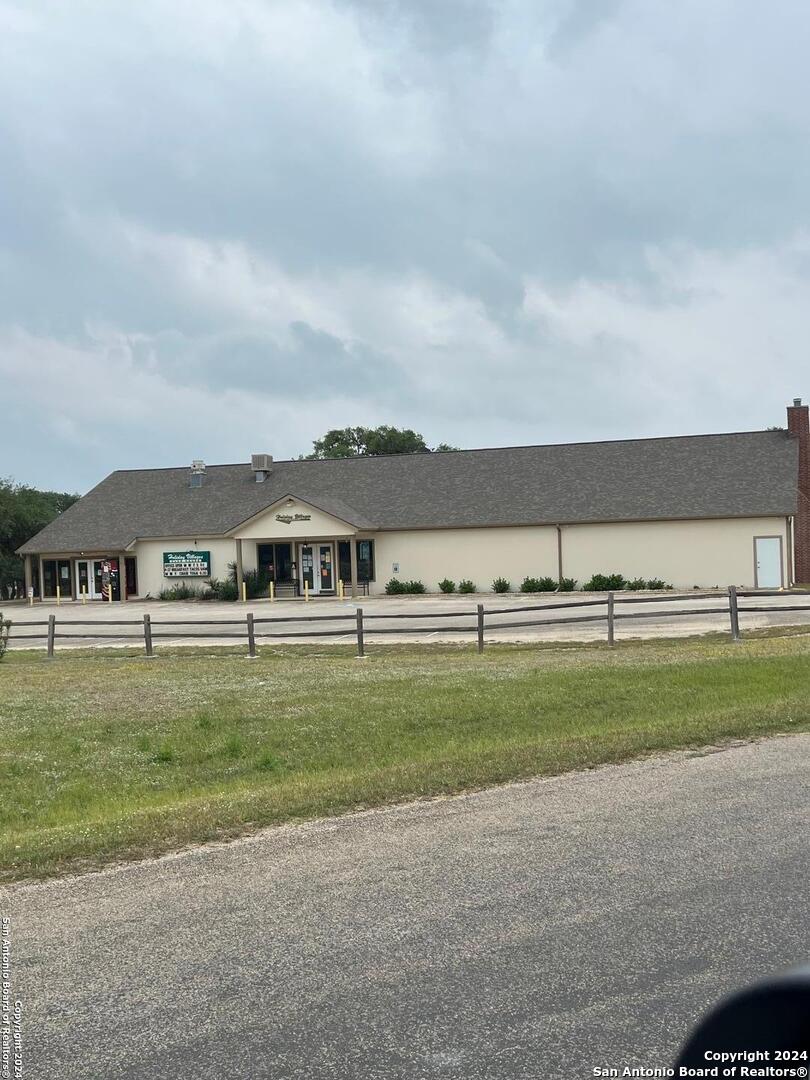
787, 515, 794, 587
556, 525, 563, 586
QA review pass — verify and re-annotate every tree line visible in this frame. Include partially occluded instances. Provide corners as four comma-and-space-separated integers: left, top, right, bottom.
0, 480, 79, 596
303, 425, 458, 459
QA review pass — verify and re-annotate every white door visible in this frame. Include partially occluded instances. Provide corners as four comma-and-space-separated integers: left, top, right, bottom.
76, 560, 95, 599
754, 537, 782, 589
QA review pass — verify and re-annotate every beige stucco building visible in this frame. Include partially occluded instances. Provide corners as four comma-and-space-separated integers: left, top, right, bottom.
19, 401, 810, 600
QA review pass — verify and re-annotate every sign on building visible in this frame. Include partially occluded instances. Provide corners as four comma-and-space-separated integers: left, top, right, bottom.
163, 550, 211, 578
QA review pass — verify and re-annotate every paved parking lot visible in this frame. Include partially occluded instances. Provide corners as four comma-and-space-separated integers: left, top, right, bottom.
5, 591, 810, 650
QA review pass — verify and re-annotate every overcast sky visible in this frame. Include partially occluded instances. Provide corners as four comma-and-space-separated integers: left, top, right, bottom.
2, 0, 810, 492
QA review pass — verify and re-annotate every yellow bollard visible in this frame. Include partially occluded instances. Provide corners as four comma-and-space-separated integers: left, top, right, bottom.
338, 579, 344, 600
242, 581, 247, 604
82, 586, 87, 605
56, 584, 61, 607
269, 581, 275, 602
304, 580, 310, 602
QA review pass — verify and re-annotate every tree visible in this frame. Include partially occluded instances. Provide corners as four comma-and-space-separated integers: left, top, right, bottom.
0, 479, 79, 595
307, 425, 435, 459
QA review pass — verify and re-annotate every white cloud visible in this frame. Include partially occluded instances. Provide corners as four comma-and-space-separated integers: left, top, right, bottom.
2, 0, 810, 487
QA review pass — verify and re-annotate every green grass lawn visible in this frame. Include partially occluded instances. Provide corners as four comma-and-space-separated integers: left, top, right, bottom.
2, 634, 809, 882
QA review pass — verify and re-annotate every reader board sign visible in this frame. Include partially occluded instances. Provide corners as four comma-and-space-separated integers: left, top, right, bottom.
163, 551, 211, 578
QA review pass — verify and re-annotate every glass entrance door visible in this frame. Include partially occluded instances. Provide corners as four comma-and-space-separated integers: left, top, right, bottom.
298, 543, 335, 594
300, 545, 315, 593
318, 544, 334, 591
77, 560, 93, 599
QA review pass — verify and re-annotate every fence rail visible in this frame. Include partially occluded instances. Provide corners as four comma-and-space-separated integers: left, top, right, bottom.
4, 588, 810, 659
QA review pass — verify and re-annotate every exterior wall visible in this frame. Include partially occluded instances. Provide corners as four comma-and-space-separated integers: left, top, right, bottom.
559, 516, 789, 590
371, 516, 790, 594
40, 515, 791, 598
371, 526, 559, 594
132, 537, 238, 596
787, 400, 810, 582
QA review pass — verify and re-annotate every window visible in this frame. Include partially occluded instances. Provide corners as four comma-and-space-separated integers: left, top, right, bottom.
338, 540, 375, 583
42, 559, 72, 598
357, 539, 375, 582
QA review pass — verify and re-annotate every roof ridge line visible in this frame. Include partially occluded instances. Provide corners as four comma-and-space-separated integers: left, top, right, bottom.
107, 428, 779, 473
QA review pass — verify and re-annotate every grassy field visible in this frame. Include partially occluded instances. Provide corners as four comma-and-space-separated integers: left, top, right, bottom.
1, 634, 809, 882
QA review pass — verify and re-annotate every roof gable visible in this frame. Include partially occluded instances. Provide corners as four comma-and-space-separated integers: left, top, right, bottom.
230, 494, 370, 538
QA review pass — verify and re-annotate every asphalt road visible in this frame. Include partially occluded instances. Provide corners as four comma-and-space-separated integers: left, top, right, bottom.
4, 735, 808, 1079
6, 591, 810, 649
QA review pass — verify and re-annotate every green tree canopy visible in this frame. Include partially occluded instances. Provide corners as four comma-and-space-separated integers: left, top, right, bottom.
0, 479, 79, 593
305, 426, 459, 459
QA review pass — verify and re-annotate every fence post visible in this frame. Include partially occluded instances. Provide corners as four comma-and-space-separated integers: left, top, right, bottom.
143, 613, 154, 657
356, 606, 365, 658
246, 611, 257, 658
47, 613, 56, 658
477, 603, 485, 653
728, 585, 741, 641
607, 591, 615, 646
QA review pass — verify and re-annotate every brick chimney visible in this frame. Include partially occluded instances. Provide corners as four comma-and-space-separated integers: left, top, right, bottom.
787, 396, 810, 583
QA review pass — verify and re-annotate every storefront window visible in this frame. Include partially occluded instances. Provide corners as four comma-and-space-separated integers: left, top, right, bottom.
42, 559, 72, 597
338, 540, 375, 583
357, 540, 374, 582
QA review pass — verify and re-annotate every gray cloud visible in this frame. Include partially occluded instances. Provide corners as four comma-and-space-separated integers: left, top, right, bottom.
1, 0, 810, 490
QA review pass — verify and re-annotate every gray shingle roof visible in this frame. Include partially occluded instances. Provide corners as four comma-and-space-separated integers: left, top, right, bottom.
18, 430, 799, 555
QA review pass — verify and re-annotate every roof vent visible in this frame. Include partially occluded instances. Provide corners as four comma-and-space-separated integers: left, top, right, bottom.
794, 397, 803, 407
252, 453, 273, 483
190, 460, 206, 488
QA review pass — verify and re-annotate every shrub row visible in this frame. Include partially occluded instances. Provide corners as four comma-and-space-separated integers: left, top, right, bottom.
384, 579, 426, 594
159, 569, 672, 601
437, 579, 477, 593
582, 573, 671, 592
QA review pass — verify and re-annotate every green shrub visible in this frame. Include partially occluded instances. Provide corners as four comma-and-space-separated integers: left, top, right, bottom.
558, 577, 577, 591
492, 577, 511, 593
0, 613, 9, 660
520, 576, 557, 593
646, 578, 669, 590
624, 577, 647, 591
158, 582, 202, 601
226, 563, 272, 599
386, 578, 425, 594
438, 578, 456, 593
217, 579, 239, 601
583, 573, 626, 592
458, 579, 476, 594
